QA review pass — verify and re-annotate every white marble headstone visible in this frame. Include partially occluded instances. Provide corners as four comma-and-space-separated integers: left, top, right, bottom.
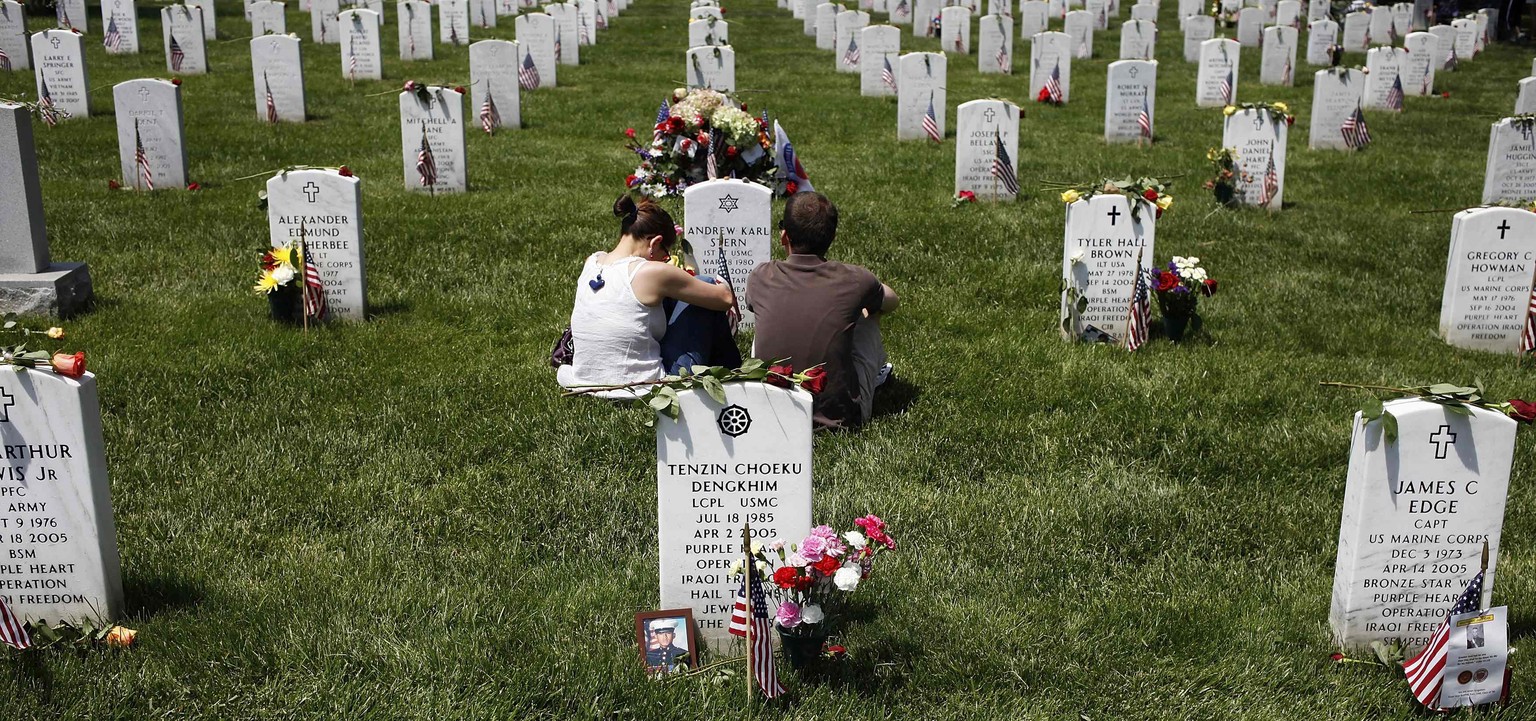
1195, 38, 1238, 107
897, 52, 945, 139
440, 0, 469, 45
1306, 0, 1326, 19
1060, 193, 1156, 341
1119, 18, 1154, 59
1275, 0, 1299, 27
683, 180, 772, 331
162, 6, 207, 74
1482, 118, 1536, 204
497, 0, 519, 16
989, 0, 1011, 16
0, 104, 47, 272
1368, 5, 1394, 44
545, 2, 579, 65
685, 45, 735, 92
514, 12, 557, 86
836, 10, 869, 73
1130, 2, 1156, 22
1030, 31, 1072, 102
1259, 25, 1297, 85
250, 1, 287, 35
859, 25, 901, 96
691, 4, 722, 20
1309, 67, 1363, 150
954, 99, 1020, 200
1438, 208, 1536, 353
55, 0, 86, 32
1236, 6, 1263, 45
30, 31, 88, 120
1221, 107, 1287, 209
1472, 10, 1488, 54
1450, 16, 1475, 59
1341, 10, 1369, 51
267, 169, 366, 321
1178, 0, 1200, 27
340, 9, 382, 80
574, 0, 597, 45
689, 17, 727, 47
1330, 399, 1514, 652
1428, 24, 1457, 69
1085, 0, 1108, 29
1518, 78, 1536, 115
940, 5, 971, 53
1182, 14, 1213, 62
399, 87, 467, 193
656, 384, 813, 648
398, 0, 434, 60
101, 0, 139, 54
311, 0, 340, 43
978, 13, 1013, 73
1306, 18, 1338, 65
113, 79, 187, 190
1018, 0, 1048, 37
1361, 46, 1407, 111
0, 2, 27, 72
469, 39, 522, 131
1105, 59, 1155, 142
1064, 9, 1092, 58
815, 3, 837, 50
914, 0, 942, 36
1402, 31, 1437, 96
251, 35, 305, 122
473, 0, 497, 27
1391, 1, 1412, 36
0, 368, 122, 627
888, 0, 913, 25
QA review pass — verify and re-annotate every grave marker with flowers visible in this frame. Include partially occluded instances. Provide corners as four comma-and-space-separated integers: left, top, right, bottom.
1055, 180, 1164, 342
262, 168, 367, 321
682, 179, 772, 330
1029, 31, 1072, 104
1220, 102, 1291, 210
624, 88, 775, 198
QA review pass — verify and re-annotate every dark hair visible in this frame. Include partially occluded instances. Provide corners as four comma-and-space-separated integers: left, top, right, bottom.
614, 194, 677, 250
781, 192, 838, 256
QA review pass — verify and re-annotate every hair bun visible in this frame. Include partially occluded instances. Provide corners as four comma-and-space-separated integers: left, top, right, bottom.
613, 194, 640, 225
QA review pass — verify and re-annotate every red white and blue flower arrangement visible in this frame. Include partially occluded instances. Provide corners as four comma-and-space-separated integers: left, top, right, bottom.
624, 88, 777, 198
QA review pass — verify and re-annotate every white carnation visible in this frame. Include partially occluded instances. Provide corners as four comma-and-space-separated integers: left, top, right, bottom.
843, 531, 868, 550
800, 604, 825, 624
833, 565, 862, 591
272, 265, 296, 284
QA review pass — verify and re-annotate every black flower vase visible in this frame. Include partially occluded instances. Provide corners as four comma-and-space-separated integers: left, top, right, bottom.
1213, 183, 1238, 207
776, 624, 828, 670
267, 284, 303, 324
1162, 311, 1202, 342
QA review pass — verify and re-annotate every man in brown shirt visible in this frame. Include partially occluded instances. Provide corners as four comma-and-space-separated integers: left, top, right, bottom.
746, 192, 898, 429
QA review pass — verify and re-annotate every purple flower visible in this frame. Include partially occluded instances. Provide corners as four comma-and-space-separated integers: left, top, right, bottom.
775, 601, 801, 628
1173, 285, 1191, 294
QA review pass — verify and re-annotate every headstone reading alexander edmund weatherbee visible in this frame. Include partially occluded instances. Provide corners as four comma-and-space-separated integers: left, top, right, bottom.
1330, 398, 1514, 652
266, 169, 367, 321
1437, 207, 1536, 354
657, 383, 813, 647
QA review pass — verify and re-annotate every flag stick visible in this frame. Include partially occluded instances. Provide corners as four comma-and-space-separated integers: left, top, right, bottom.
299, 221, 309, 334
1481, 539, 1490, 609
742, 520, 754, 706
1122, 247, 1143, 350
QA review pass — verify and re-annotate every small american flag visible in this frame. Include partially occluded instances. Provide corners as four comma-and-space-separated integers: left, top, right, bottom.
1420, 58, 1431, 94
479, 85, 500, 134
1137, 91, 1152, 138
348, 49, 357, 80
726, 570, 785, 698
1257, 149, 1279, 207
578, 20, 589, 45
894, 0, 907, 16
705, 129, 719, 179
38, 77, 59, 127
922, 93, 941, 142
596, 8, 606, 28
652, 99, 669, 142
716, 245, 740, 332
1386, 73, 1404, 111
448, 22, 459, 46
0, 45, 8, 72
169, 33, 185, 71
843, 35, 860, 67
299, 230, 328, 319
990, 129, 1018, 195
1124, 248, 1150, 351
995, 21, 1009, 72
264, 72, 278, 123
1281, 55, 1292, 85
1045, 61, 1063, 103
104, 16, 121, 50
1220, 67, 1234, 104
1520, 281, 1536, 353
1402, 570, 1485, 710
0, 596, 31, 650
57, 1, 71, 29
416, 127, 437, 188
953, 30, 965, 54
518, 49, 540, 89
554, 33, 561, 61
1340, 104, 1371, 149
1447, 42, 1458, 70
134, 120, 154, 191
881, 55, 897, 92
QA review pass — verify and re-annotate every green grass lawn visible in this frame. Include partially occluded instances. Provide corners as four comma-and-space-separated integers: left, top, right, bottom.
2, 0, 1536, 717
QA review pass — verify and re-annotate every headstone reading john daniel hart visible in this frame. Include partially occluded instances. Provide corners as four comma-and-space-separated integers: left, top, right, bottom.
0, 104, 92, 317
398, 0, 434, 60
1119, 18, 1154, 60
1030, 31, 1072, 103
1059, 193, 1156, 342
835, 9, 869, 73
1309, 68, 1364, 150
469, 39, 522, 131
953, 99, 1021, 201
1105, 59, 1155, 143
30, 30, 89, 120
1402, 31, 1437, 96
682, 180, 772, 331
1482, 118, 1536, 204
339, 9, 382, 81
0, 366, 122, 627
399, 86, 467, 193
1195, 38, 1238, 107
656, 383, 813, 648
162, 5, 207, 75
1437, 207, 1536, 353
0, 2, 29, 72
1222, 106, 1287, 210
685, 45, 735, 92
249, 1, 286, 35
113, 79, 187, 191
897, 52, 945, 140
858, 25, 900, 96
1182, 14, 1213, 63
100, 0, 140, 54
1329, 399, 1514, 652
266, 169, 367, 321
978, 13, 1013, 73
515, 12, 557, 87
251, 35, 304, 122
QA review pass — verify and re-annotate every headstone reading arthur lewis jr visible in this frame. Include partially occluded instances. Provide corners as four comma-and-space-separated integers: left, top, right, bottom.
683, 179, 772, 331
1437, 207, 1536, 354
1402, 32, 1437, 96
1481, 118, 1536, 205
31, 30, 89, 120
657, 383, 813, 647
0, 104, 92, 316
0, 366, 122, 627
1329, 398, 1513, 652
251, 35, 305, 123
113, 79, 188, 190
266, 169, 367, 321
953, 99, 1020, 201
399, 86, 467, 193
1060, 193, 1156, 342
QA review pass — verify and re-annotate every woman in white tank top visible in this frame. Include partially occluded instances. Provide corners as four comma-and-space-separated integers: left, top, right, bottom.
557, 195, 742, 393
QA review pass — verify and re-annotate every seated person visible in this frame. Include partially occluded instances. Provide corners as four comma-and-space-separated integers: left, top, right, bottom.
746, 192, 898, 429
557, 195, 742, 394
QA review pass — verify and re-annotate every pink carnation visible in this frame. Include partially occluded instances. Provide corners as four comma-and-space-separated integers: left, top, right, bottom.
785, 552, 808, 568
799, 535, 827, 562
855, 515, 896, 549
775, 601, 801, 628
810, 525, 837, 539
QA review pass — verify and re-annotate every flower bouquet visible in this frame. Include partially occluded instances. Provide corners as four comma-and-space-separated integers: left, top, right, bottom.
253, 242, 320, 324
1204, 147, 1245, 206
624, 88, 777, 198
1151, 256, 1216, 341
734, 516, 897, 669
1051, 176, 1173, 220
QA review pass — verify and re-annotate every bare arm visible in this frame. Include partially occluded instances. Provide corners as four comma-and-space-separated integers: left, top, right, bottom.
633, 262, 736, 310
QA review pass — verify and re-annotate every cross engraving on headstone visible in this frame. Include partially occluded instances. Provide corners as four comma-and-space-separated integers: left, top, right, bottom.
50, 36, 61, 49
303, 182, 320, 202
138, 86, 151, 102
1253, 114, 1266, 130
0, 388, 13, 423
1498, 220, 1511, 240
1129, 65, 1139, 77
1107, 206, 1121, 225
983, 107, 996, 123
1430, 424, 1458, 460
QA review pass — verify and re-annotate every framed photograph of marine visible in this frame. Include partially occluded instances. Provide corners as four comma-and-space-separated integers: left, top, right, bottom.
635, 608, 698, 676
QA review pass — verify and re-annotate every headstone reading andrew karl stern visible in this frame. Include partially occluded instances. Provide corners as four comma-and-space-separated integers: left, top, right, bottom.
101, 0, 139, 54
1481, 118, 1536, 204
954, 99, 1021, 200
683, 180, 772, 331
1330, 399, 1513, 652
251, 35, 305, 122
1437, 207, 1536, 353
162, 5, 208, 75
1309, 68, 1363, 150
978, 13, 1013, 73
897, 52, 945, 139
0, 2, 29, 72
250, 1, 286, 35
685, 45, 734, 92
1182, 14, 1213, 63
1059, 193, 1156, 342
1259, 25, 1296, 85
0, 104, 92, 316
267, 169, 367, 321
657, 383, 813, 648
469, 39, 522, 131
0, 367, 122, 627
1307, 18, 1338, 65
1030, 31, 1071, 102
113, 79, 187, 190
399, 86, 467, 193
1195, 38, 1238, 107
30, 30, 89, 120
1105, 59, 1155, 143
1222, 106, 1287, 209
859, 24, 901, 96
340, 9, 382, 81
515, 12, 557, 87
399, 0, 434, 60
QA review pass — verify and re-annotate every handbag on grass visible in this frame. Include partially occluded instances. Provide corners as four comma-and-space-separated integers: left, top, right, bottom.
551, 326, 574, 368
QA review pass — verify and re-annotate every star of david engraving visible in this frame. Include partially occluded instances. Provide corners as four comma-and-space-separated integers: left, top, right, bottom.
717, 404, 751, 437
718, 194, 739, 213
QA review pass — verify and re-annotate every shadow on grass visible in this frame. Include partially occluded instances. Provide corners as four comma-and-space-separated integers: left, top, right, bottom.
123, 573, 206, 620
3, 651, 53, 700
869, 377, 920, 423
366, 298, 412, 320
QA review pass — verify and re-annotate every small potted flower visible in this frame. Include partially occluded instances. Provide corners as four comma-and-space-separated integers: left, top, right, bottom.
254, 243, 304, 323
1152, 256, 1217, 341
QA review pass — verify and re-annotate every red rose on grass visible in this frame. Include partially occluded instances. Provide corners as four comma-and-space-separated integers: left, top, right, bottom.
958, 190, 976, 203
1201, 278, 1218, 297
765, 364, 795, 388
171, 77, 182, 86
1330, 652, 1345, 663
624, 127, 636, 139
186, 182, 200, 191
812, 555, 841, 577
50, 352, 85, 378
338, 165, 353, 177
1442, 91, 1451, 99
403, 80, 417, 92
1142, 188, 1158, 201
1507, 399, 1536, 423
785, 181, 799, 195
1155, 208, 1164, 219
772, 566, 800, 589
108, 179, 121, 190
1155, 270, 1179, 292
800, 367, 827, 394
825, 645, 848, 659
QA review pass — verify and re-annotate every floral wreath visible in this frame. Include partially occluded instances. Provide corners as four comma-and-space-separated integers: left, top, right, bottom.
1222, 101, 1295, 127
1048, 176, 1173, 220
